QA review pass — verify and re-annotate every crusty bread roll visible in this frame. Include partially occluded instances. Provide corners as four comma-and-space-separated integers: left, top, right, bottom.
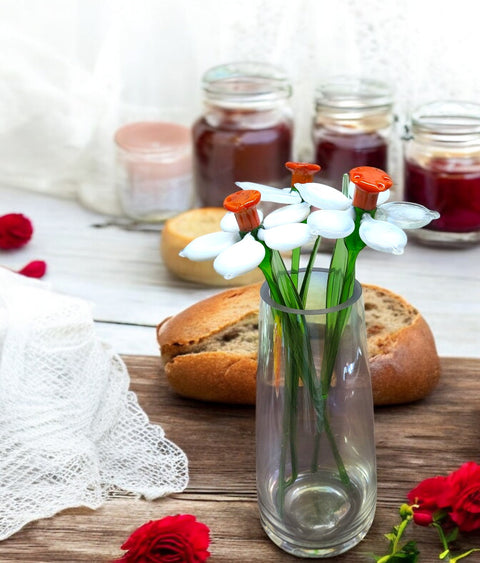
160, 207, 264, 287
156, 283, 441, 406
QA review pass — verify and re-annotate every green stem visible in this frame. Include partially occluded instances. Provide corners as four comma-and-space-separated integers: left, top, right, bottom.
259, 249, 304, 509
391, 515, 412, 555
323, 406, 350, 485
449, 549, 480, 563
374, 506, 416, 562
259, 228, 362, 506
433, 524, 480, 562
299, 236, 321, 306
291, 247, 300, 288
318, 207, 367, 486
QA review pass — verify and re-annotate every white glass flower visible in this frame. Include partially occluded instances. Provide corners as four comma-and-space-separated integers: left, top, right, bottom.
213, 233, 265, 279
236, 182, 301, 204
296, 182, 352, 210
181, 181, 326, 279
374, 201, 440, 229
359, 215, 407, 255
307, 209, 355, 239
179, 231, 240, 261
259, 223, 314, 251
180, 192, 313, 279
298, 180, 439, 254
237, 180, 354, 241
262, 202, 310, 229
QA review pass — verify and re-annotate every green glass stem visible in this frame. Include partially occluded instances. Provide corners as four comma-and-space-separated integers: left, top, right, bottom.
291, 246, 300, 288
300, 236, 321, 306
322, 208, 366, 392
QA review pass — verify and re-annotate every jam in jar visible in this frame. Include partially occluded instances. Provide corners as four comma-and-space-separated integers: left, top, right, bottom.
403, 101, 480, 247
192, 62, 293, 207
312, 77, 393, 190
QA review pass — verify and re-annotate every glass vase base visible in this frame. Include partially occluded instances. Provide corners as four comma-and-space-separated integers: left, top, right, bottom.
259, 470, 375, 558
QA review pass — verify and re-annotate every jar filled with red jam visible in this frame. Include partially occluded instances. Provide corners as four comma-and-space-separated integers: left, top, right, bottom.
312, 77, 393, 190
192, 62, 293, 207
404, 101, 480, 247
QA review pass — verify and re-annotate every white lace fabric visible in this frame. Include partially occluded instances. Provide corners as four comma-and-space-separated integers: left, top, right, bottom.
0, 269, 188, 541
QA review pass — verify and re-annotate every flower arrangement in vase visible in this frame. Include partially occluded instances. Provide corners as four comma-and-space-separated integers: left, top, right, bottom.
181, 162, 439, 558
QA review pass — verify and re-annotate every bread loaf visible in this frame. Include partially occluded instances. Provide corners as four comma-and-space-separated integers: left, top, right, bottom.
160, 207, 264, 287
157, 283, 441, 406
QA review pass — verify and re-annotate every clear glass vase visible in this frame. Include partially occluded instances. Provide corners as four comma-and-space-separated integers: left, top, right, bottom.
256, 268, 376, 558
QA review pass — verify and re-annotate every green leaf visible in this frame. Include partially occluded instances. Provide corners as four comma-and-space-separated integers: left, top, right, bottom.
444, 527, 459, 543
387, 541, 420, 562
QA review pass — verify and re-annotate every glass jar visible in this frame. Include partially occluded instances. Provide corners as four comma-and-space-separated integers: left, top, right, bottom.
192, 62, 293, 208
403, 101, 480, 247
312, 77, 393, 190
115, 121, 193, 223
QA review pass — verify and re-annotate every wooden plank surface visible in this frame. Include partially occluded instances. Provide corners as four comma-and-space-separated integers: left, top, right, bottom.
1, 356, 479, 562
1, 184, 479, 359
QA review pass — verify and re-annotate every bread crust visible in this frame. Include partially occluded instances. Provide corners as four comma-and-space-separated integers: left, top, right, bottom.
161, 208, 264, 287
165, 353, 257, 404
157, 283, 262, 361
369, 314, 441, 405
157, 283, 441, 406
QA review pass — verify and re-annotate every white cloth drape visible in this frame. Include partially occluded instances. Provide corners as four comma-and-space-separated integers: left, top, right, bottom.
0, 268, 188, 540
1, 0, 479, 213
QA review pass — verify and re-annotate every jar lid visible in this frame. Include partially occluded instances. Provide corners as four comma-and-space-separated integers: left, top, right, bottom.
411, 101, 480, 139
202, 61, 292, 106
114, 122, 191, 156
315, 76, 393, 110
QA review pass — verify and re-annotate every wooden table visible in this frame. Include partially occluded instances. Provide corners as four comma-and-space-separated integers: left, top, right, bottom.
1, 356, 479, 562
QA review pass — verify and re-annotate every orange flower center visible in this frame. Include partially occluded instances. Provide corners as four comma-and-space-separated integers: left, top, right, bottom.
223, 190, 261, 232
349, 166, 393, 210
285, 162, 321, 185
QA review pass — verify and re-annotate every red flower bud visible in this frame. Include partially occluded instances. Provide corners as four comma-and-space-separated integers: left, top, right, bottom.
0, 213, 34, 250
412, 510, 434, 526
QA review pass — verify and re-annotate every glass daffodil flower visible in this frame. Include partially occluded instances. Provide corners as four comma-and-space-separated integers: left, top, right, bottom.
180, 190, 265, 279
305, 166, 440, 255
180, 189, 316, 279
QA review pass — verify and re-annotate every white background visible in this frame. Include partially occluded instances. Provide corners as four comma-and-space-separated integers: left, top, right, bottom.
2, 0, 480, 212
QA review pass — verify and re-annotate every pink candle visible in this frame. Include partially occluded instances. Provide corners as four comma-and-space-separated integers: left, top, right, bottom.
115, 122, 193, 222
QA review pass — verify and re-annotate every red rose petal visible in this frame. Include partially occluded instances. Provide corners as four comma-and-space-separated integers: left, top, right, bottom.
17, 260, 47, 279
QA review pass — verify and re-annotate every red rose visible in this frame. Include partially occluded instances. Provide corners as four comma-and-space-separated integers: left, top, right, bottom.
0, 213, 33, 249
407, 474, 450, 515
114, 514, 211, 563
444, 462, 480, 532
